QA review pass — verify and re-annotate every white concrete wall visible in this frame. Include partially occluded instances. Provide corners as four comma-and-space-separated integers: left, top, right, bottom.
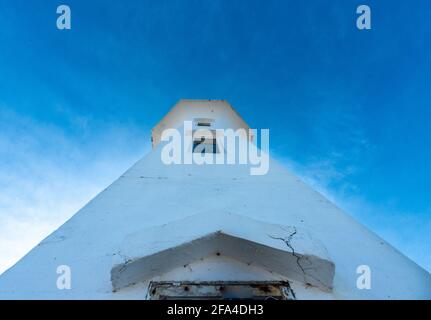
0, 100, 430, 299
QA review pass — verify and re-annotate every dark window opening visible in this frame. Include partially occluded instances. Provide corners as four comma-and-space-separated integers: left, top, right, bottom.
194, 118, 214, 128
197, 122, 211, 127
193, 138, 218, 154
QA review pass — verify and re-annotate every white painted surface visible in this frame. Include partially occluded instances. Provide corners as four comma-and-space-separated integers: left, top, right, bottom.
0, 100, 430, 299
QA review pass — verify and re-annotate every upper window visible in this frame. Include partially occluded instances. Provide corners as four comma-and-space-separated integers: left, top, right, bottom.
193, 137, 218, 154
194, 118, 214, 128
197, 122, 211, 127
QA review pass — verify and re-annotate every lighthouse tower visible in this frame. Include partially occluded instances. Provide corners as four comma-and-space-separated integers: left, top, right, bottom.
0, 99, 430, 299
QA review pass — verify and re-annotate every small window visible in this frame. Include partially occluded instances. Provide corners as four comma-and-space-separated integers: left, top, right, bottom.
194, 118, 214, 128
197, 122, 211, 127
193, 137, 218, 154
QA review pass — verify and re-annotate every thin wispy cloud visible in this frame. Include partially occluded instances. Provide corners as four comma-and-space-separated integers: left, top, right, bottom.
0, 106, 150, 274
276, 155, 431, 273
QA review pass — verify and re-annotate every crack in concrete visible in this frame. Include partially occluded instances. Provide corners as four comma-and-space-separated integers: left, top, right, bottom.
268, 228, 330, 290
268, 226, 307, 283
115, 251, 133, 273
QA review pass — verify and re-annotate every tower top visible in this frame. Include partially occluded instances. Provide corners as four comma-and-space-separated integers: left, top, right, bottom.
151, 99, 251, 148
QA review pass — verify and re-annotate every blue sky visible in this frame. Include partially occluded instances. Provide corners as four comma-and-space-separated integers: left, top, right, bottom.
0, 0, 430, 273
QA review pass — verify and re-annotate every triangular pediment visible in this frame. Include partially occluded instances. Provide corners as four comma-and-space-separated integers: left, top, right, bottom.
110, 212, 335, 292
